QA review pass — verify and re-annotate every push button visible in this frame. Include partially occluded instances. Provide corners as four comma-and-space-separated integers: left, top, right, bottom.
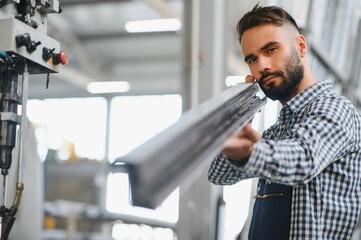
52, 50, 68, 65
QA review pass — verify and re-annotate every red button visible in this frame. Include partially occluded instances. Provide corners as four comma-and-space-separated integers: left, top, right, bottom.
53, 50, 68, 65
58, 50, 68, 65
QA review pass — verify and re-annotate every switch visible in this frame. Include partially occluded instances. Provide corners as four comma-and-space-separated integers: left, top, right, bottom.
27, 41, 41, 53
52, 50, 68, 65
15, 33, 31, 49
15, 34, 41, 53
42, 47, 55, 61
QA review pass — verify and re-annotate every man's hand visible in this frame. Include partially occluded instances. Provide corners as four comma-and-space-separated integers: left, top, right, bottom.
222, 75, 259, 164
222, 123, 261, 163
245, 75, 256, 83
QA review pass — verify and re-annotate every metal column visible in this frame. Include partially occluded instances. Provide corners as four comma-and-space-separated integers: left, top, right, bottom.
178, 0, 227, 239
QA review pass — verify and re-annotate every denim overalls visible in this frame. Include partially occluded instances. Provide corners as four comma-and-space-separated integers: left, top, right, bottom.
248, 179, 293, 240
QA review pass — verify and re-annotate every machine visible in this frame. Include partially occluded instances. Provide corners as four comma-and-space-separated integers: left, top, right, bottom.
0, 1, 67, 238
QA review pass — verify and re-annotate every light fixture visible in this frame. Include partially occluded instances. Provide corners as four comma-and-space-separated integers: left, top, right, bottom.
125, 18, 181, 33
87, 81, 130, 94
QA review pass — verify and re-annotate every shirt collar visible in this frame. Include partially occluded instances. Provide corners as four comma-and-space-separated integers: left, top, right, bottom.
284, 80, 333, 113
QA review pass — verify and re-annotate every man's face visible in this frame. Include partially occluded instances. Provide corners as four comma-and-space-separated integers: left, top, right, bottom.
241, 24, 304, 101
258, 46, 304, 101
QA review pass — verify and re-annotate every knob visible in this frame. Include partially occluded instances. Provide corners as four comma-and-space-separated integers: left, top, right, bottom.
27, 41, 41, 53
52, 50, 68, 65
15, 33, 32, 49
42, 47, 55, 61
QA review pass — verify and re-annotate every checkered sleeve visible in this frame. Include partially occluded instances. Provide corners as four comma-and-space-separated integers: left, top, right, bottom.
208, 154, 257, 185
243, 95, 357, 185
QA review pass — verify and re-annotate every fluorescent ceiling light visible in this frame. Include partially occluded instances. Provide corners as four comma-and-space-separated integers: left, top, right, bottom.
87, 81, 130, 94
125, 18, 181, 33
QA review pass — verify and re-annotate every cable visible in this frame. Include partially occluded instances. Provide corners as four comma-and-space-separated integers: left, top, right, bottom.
0, 50, 8, 60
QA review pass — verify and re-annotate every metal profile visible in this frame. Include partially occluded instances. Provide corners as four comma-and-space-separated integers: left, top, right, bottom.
114, 83, 267, 209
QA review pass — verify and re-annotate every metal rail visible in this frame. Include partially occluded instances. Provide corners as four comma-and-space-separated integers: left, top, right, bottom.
114, 83, 266, 209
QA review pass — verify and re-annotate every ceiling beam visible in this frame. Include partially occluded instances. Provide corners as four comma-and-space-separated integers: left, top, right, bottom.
47, 18, 109, 88
137, 0, 183, 21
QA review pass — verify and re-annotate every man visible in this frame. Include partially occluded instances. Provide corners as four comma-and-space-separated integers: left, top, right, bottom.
208, 4, 361, 240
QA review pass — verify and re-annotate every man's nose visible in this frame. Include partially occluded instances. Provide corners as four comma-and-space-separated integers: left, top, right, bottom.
257, 56, 271, 73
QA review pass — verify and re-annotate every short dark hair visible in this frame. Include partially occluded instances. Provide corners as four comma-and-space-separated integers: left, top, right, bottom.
236, 4, 300, 42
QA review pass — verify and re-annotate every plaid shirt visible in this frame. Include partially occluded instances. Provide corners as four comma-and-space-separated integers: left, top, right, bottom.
208, 80, 361, 239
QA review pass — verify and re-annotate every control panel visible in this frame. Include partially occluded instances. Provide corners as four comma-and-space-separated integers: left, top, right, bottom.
0, 17, 67, 74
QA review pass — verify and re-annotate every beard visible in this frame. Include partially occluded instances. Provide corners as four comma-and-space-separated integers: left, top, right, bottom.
258, 47, 304, 101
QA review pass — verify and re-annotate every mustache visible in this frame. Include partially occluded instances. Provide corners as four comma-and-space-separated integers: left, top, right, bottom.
259, 71, 285, 84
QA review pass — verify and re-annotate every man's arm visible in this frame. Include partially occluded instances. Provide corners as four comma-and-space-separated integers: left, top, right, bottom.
208, 153, 257, 185
207, 75, 262, 186
209, 95, 359, 186
239, 96, 357, 185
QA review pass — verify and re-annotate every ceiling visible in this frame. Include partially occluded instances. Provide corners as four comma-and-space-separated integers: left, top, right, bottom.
27, 0, 262, 100
22, 0, 361, 108
28, 0, 186, 99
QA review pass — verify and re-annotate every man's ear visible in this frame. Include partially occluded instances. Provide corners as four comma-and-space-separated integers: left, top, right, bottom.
297, 35, 307, 57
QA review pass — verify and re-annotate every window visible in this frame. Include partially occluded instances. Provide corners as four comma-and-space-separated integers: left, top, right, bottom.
107, 94, 182, 228
27, 98, 107, 161
108, 95, 182, 161
28, 94, 182, 238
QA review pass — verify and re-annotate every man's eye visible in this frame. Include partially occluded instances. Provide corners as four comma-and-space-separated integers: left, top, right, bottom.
267, 48, 276, 53
248, 57, 256, 64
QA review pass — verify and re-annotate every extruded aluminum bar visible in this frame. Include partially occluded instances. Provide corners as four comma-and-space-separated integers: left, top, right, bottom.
114, 83, 267, 209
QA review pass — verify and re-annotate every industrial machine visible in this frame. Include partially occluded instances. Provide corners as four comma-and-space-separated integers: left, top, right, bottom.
0, 1, 66, 238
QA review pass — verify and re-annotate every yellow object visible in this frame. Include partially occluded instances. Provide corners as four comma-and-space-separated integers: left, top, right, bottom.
44, 216, 56, 229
